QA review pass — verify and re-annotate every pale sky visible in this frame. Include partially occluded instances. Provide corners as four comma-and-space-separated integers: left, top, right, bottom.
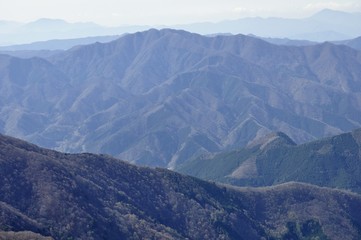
1, 0, 361, 26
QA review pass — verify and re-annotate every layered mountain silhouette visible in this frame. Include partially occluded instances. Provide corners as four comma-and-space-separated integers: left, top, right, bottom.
0, 29, 361, 167
1, 133, 361, 239
0, 35, 121, 51
177, 9, 361, 41
176, 128, 361, 193
336, 36, 361, 51
2, 9, 361, 46
257, 35, 361, 51
0, 18, 146, 46
1, 33, 360, 60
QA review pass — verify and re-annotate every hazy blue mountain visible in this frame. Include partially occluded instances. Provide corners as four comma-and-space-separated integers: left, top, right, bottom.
1, 9, 361, 46
253, 36, 317, 47
0, 50, 63, 59
176, 9, 361, 41
1, 29, 361, 168
0, 35, 123, 59
0, 19, 105, 45
255, 35, 361, 51
0, 18, 147, 46
1, 133, 361, 239
0, 20, 21, 33
0, 35, 122, 51
336, 36, 361, 51
176, 128, 361, 193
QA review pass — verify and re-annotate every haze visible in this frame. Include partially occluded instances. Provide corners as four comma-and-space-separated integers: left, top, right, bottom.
1, 0, 361, 26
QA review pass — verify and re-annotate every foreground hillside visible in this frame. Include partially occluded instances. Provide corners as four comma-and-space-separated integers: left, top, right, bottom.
0, 134, 361, 239
177, 128, 361, 193
1, 29, 361, 167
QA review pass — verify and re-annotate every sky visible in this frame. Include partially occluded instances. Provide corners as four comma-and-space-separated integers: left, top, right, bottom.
0, 0, 361, 26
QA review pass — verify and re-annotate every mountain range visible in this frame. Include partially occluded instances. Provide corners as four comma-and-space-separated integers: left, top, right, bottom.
0, 29, 361, 167
1, 133, 361, 239
0, 35, 122, 59
257, 36, 361, 51
177, 9, 361, 42
0, 18, 146, 46
0, 34, 360, 63
1, 34, 360, 60
1, 9, 361, 46
0, 35, 121, 51
1, 6, 361, 240
176, 128, 361, 193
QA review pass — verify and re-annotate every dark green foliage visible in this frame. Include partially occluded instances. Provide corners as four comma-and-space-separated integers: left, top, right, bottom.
176, 148, 256, 181
283, 222, 299, 240
177, 128, 361, 193
281, 220, 329, 240
300, 220, 329, 239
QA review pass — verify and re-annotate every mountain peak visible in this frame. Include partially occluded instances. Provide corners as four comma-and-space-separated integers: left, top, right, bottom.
35, 18, 66, 22
316, 8, 346, 14
29, 18, 68, 25
310, 8, 357, 21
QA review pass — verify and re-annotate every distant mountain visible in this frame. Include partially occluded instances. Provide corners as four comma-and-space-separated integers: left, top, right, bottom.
310, 9, 361, 27
176, 9, 361, 41
255, 35, 361, 51
0, 50, 63, 59
3, 32, 359, 58
0, 35, 122, 51
23, 18, 88, 29
1, 9, 361, 46
0, 35, 122, 59
253, 36, 317, 47
1, 133, 361, 239
0, 20, 21, 34
1, 29, 361, 167
176, 128, 361, 193
336, 36, 361, 51
0, 18, 147, 46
